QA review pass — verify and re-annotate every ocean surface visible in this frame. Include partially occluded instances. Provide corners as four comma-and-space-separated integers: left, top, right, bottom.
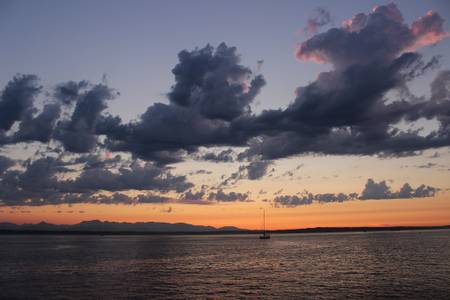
1, 230, 449, 299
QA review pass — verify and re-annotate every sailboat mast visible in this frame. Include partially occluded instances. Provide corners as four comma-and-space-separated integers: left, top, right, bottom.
263, 209, 265, 234
259, 208, 270, 239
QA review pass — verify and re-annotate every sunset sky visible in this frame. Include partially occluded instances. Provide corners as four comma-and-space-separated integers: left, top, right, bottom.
1, 0, 450, 229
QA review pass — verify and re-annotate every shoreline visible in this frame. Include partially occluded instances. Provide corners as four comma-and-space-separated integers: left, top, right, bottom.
1, 225, 449, 236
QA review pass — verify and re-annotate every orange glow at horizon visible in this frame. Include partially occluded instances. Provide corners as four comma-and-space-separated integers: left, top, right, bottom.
2, 192, 449, 230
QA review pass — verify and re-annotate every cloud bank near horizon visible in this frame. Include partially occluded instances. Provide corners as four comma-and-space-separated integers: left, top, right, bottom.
273, 179, 438, 208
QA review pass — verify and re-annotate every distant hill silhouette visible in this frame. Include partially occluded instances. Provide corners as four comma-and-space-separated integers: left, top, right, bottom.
0, 220, 243, 233
0, 221, 448, 235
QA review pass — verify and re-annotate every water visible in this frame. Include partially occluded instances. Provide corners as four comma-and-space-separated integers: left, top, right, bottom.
1, 230, 449, 299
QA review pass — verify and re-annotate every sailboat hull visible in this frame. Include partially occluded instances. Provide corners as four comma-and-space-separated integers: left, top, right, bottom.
259, 235, 270, 239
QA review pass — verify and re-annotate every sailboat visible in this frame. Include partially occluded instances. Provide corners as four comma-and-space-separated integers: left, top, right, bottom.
259, 209, 271, 239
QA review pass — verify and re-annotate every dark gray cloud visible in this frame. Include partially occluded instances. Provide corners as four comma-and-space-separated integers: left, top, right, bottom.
0, 76, 118, 153
359, 179, 391, 200
103, 43, 265, 164
181, 190, 206, 202
54, 80, 89, 105
219, 159, 272, 187
238, 4, 450, 160
168, 43, 265, 121
189, 169, 213, 175
245, 160, 272, 180
198, 148, 235, 162
207, 189, 249, 202
274, 178, 437, 207
102, 193, 172, 204
240, 56, 448, 160
103, 103, 234, 162
63, 161, 192, 194
315, 192, 358, 203
0, 157, 192, 206
0, 75, 41, 131
2, 7, 450, 164
274, 194, 314, 207
0, 156, 14, 175
360, 178, 437, 200
55, 84, 117, 153
178, 188, 252, 204
74, 153, 125, 170
12, 104, 61, 144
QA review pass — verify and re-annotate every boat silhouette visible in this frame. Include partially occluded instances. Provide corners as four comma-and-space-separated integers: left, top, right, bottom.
259, 209, 270, 239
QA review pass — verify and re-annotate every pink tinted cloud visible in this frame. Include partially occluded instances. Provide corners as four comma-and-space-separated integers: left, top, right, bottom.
297, 5, 449, 65
408, 11, 450, 51
295, 43, 327, 64
304, 7, 331, 36
342, 13, 368, 32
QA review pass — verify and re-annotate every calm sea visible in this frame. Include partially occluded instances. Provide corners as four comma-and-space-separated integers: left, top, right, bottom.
1, 230, 449, 299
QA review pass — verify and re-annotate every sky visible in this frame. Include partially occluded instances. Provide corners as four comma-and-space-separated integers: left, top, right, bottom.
1, 0, 450, 229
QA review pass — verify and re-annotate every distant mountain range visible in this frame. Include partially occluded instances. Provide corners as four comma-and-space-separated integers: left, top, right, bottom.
0, 220, 243, 233
0, 221, 449, 235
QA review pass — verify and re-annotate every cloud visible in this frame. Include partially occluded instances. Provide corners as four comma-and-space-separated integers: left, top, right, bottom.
304, 7, 331, 35
54, 83, 117, 153
178, 188, 251, 204
239, 4, 450, 160
103, 43, 265, 164
274, 194, 313, 207
245, 160, 272, 180
180, 190, 206, 202
219, 159, 272, 187
198, 148, 235, 162
207, 189, 250, 202
274, 178, 437, 207
298, 3, 448, 67
0, 157, 192, 206
64, 161, 193, 193
0, 76, 119, 154
360, 178, 437, 200
274, 191, 359, 207
2, 7, 450, 164
0, 156, 14, 175
281, 164, 304, 177
408, 10, 450, 51
54, 80, 89, 105
168, 43, 265, 121
415, 163, 437, 169
73, 153, 126, 170
0, 75, 41, 132
188, 169, 212, 175
359, 179, 391, 200
0, 4, 449, 208
12, 104, 61, 144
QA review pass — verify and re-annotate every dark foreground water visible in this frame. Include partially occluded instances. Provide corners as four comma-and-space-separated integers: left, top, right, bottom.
1, 230, 450, 299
